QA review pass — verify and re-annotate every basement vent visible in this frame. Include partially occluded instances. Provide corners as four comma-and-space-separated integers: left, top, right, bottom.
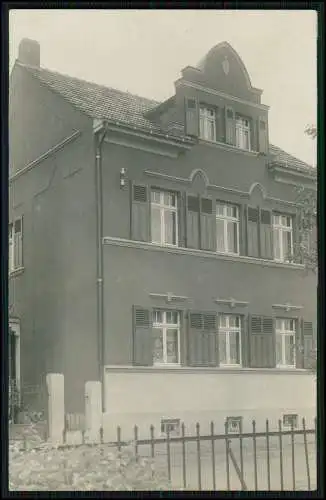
226, 416, 243, 434
283, 414, 298, 429
161, 418, 181, 436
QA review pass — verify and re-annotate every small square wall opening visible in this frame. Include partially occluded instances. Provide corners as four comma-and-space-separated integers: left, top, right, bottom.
161, 418, 181, 436
226, 416, 243, 434
283, 414, 298, 428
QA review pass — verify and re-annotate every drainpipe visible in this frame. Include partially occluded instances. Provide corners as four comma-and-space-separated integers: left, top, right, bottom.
94, 121, 109, 412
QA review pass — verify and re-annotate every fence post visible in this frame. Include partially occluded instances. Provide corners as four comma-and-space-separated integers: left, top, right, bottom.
46, 373, 64, 445
85, 381, 102, 442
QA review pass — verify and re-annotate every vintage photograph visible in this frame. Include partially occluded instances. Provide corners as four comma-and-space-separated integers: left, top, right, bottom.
8, 8, 317, 491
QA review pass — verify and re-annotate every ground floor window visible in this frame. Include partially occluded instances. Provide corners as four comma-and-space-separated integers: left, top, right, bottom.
152, 310, 180, 365
276, 318, 296, 368
218, 314, 242, 366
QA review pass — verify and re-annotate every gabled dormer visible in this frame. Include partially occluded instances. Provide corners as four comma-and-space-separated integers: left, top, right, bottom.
147, 42, 270, 155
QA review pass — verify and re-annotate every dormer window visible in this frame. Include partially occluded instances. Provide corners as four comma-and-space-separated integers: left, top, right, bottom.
235, 116, 251, 151
199, 106, 216, 142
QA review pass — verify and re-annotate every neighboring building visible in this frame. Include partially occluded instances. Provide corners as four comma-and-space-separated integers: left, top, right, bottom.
9, 38, 317, 433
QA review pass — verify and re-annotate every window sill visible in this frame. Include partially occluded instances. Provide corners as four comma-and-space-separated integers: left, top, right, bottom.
105, 365, 311, 375
198, 139, 260, 157
9, 267, 25, 278
102, 237, 305, 271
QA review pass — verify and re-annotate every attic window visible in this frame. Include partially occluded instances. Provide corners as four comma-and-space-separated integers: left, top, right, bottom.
199, 106, 216, 142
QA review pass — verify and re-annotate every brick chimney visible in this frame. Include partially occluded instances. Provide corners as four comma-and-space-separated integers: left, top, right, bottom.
18, 38, 40, 67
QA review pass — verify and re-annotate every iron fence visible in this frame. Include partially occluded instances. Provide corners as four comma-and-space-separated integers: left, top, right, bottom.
60, 416, 317, 491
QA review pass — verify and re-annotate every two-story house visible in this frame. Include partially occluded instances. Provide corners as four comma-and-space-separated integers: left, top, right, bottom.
9, 38, 317, 434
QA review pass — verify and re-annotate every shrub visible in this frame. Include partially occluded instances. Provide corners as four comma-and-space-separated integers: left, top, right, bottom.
9, 438, 171, 491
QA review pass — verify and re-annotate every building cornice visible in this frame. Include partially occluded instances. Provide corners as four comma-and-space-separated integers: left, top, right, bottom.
102, 236, 305, 271
104, 365, 310, 375
144, 170, 298, 207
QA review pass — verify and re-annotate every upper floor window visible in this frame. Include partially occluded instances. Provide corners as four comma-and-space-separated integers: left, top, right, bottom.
199, 106, 216, 142
273, 214, 293, 262
216, 203, 239, 255
219, 314, 242, 366
236, 116, 251, 151
9, 218, 23, 272
153, 310, 180, 365
276, 318, 296, 368
151, 190, 178, 247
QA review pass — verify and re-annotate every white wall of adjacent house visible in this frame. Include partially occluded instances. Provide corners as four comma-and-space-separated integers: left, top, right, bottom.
46, 370, 316, 444
101, 368, 316, 441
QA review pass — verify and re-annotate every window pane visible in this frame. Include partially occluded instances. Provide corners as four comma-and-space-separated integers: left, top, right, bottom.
276, 334, 282, 365
153, 310, 163, 324
282, 230, 292, 261
151, 207, 161, 243
153, 328, 164, 364
164, 210, 177, 245
219, 332, 227, 364
227, 221, 237, 253
286, 216, 292, 227
273, 228, 281, 259
165, 311, 178, 324
216, 219, 225, 251
164, 192, 176, 207
229, 315, 240, 328
244, 130, 250, 150
284, 335, 295, 366
151, 190, 160, 203
229, 331, 240, 364
166, 329, 179, 363
219, 315, 227, 328
216, 203, 225, 216
276, 318, 283, 331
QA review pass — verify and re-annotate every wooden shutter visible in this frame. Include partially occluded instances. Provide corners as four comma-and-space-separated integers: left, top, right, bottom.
292, 214, 301, 264
200, 197, 216, 251
247, 207, 259, 258
225, 106, 236, 146
178, 192, 186, 248
188, 312, 218, 366
258, 117, 268, 154
300, 320, 315, 369
132, 306, 153, 366
185, 97, 199, 137
250, 119, 258, 152
239, 205, 247, 256
216, 107, 225, 142
260, 209, 273, 259
249, 315, 275, 368
131, 184, 150, 242
241, 316, 250, 367
186, 195, 200, 249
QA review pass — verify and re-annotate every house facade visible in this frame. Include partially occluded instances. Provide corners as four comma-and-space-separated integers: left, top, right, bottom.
9, 38, 317, 434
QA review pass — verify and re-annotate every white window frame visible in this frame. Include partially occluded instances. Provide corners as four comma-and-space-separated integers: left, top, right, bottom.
216, 203, 240, 255
153, 310, 181, 366
151, 191, 178, 247
9, 218, 23, 273
199, 106, 217, 142
235, 116, 251, 151
218, 314, 242, 367
276, 318, 296, 368
273, 214, 294, 263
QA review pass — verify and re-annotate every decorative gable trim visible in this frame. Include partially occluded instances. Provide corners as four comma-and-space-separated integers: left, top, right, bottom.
175, 80, 269, 111
214, 298, 249, 308
272, 303, 303, 312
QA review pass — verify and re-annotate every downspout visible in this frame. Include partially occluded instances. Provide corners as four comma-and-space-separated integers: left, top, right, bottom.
94, 120, 109, 412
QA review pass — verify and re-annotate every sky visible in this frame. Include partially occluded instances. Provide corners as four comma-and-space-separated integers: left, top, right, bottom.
9, 9, 317, 166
